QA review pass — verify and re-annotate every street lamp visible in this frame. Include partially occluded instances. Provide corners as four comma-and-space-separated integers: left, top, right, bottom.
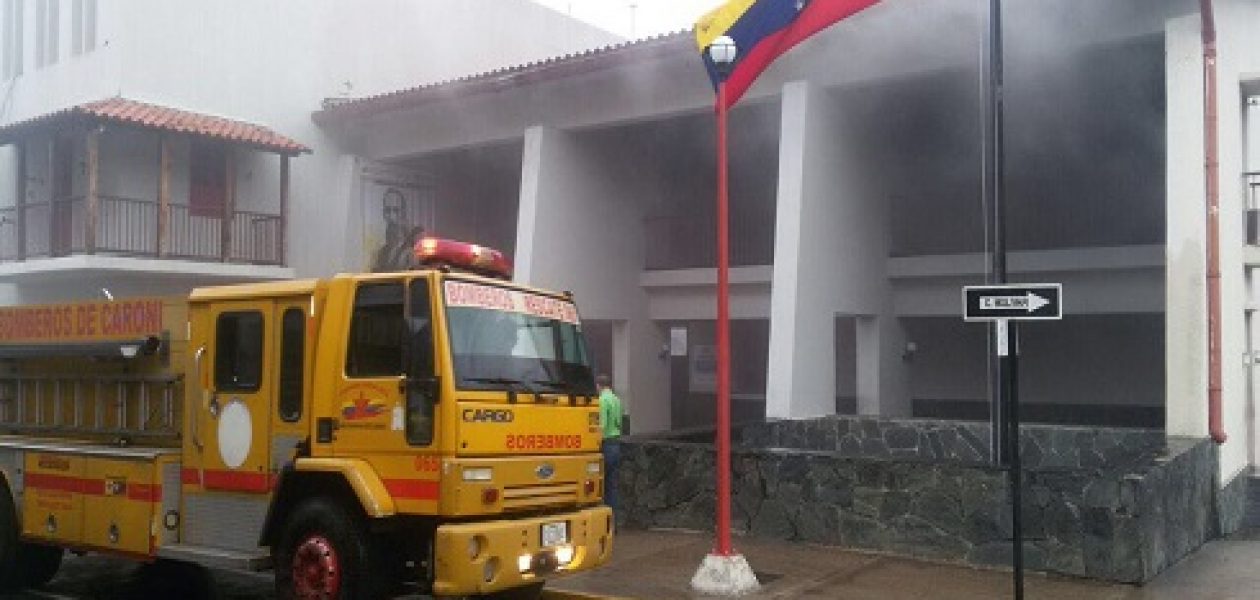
709, 35, 737, 74
690, 34, 759, 597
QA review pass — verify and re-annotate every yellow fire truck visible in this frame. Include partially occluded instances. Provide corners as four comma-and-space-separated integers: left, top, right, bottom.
0, 238, 612, 599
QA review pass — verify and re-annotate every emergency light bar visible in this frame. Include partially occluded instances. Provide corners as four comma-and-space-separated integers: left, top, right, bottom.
415, 237, 513, 280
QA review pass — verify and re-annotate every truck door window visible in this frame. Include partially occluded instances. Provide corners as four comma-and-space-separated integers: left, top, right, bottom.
406, 278, 436, 446
215, 311, 263, 392
346, 282, 404, 377
278, 307, 305, 422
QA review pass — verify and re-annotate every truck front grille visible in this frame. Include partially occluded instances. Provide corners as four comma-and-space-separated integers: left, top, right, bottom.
501, 482, 577, 510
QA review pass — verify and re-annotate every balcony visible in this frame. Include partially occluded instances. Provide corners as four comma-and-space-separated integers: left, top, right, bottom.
1, 196, 282, 264
0, 97, 308, 282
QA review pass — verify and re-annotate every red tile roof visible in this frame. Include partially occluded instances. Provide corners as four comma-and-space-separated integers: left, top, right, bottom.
0, 97, 310, 154
314, 31, 693, 123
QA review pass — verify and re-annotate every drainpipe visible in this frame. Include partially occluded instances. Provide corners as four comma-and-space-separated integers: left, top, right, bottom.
1202, 0, 1227, 444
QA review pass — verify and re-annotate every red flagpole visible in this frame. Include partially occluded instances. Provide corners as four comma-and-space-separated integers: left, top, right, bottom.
715, 81, 733, 557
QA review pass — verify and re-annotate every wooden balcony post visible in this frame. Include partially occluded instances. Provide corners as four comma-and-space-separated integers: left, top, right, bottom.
15, 142, 26, 261
279, 154, 289, 266
157, 137, 171, 258
221, 146, 235, 262
85, 129, 100, 255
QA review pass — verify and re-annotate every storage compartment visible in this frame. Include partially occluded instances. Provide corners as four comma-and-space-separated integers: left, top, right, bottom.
22, 452, 85, 544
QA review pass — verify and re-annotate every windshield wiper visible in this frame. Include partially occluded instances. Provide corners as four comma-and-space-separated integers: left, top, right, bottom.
463, 376, 540, 403
530, 379, 569, 390
464, 376, 524, 386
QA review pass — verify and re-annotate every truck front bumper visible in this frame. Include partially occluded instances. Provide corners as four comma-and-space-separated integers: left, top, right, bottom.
432, 505, 614, 597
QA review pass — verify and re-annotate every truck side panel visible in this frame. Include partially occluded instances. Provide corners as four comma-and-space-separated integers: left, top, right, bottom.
22, 452, 85, 545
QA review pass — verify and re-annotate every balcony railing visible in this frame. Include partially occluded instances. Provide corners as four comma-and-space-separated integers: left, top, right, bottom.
1, 196, 282, 265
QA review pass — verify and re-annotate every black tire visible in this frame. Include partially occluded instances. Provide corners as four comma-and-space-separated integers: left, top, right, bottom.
127, 559, 219, 600
16, 542, 62, 588
0, 484, 20, 592
477, 581, 545, 600
274, 497, 384, 600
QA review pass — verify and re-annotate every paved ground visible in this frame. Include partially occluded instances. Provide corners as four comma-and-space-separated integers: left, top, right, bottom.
546, 528, 1260, 600
12, 528, 1260, 599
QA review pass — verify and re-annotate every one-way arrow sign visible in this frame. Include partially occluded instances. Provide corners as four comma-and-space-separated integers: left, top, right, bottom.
963, 284, 1062, 321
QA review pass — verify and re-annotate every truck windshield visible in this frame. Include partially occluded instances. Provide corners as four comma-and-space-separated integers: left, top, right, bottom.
443, 280, 595, 395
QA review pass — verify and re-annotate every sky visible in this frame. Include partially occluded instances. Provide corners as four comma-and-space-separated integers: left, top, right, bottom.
530, 0, 719, 39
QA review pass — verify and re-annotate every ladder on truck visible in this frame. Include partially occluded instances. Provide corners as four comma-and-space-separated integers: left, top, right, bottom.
0, 374, 182, 442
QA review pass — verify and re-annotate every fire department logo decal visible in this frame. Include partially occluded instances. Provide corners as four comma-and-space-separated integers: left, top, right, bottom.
338, 383, 390, 423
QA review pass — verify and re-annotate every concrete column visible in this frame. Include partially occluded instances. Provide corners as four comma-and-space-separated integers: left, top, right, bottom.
1165, 14, 1208, 441
766, 81, 908, 419
515, 125, 670, 432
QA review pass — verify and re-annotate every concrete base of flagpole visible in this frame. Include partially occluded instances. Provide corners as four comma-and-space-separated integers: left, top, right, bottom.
690, 553, 760, 596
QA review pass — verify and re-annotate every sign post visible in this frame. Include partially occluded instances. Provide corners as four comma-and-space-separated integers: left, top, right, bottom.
963, 283, 1062, 600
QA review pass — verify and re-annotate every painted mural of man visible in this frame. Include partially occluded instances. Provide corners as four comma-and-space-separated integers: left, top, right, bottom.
372, 188, 424, 272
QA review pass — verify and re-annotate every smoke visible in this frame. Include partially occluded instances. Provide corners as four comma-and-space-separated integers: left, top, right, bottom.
795, 0, 1199, 256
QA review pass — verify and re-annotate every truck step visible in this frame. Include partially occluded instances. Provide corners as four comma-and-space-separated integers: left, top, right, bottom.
156, 544, 272, 572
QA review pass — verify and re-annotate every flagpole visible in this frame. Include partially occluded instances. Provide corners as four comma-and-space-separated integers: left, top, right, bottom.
716, 79, 733, 558
691, 35, 758, 595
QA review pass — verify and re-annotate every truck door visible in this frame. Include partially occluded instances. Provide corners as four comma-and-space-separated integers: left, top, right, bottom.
334, 277, 439, 456
196, 300, 274, 494
181, 299, 277, 550
336, 279, 407, 454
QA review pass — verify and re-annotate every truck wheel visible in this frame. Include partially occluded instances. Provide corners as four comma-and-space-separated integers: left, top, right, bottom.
274, 497, 384, 600
16, 543, 62, 587
476, 581, 545, 600
0, 485, 19, 592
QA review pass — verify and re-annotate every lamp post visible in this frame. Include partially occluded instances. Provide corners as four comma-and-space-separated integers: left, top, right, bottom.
690, 35, 759, 596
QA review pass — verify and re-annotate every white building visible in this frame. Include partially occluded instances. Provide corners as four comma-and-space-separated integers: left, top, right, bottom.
0, 0, 618, 302
3, 0, 1260, 533
312, 0, 1260, 520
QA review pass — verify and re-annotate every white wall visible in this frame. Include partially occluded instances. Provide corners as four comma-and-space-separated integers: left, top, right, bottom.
1166, 0, 1260, 484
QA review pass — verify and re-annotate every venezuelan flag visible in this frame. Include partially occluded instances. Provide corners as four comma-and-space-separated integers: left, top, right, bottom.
696, 0, 882, 109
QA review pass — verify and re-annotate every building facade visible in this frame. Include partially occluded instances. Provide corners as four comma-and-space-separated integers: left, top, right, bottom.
313, 0, 1260, 511
0, 0, 619, 301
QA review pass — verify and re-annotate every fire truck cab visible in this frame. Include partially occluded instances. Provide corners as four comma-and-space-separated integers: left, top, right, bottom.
0, 239, 612, 599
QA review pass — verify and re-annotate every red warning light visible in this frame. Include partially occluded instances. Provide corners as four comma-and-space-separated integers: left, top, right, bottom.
415, 237, 512, 279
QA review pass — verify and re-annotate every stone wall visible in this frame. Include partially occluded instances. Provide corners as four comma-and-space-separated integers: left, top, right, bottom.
733, 416, 1167, 469
619, 417, 1216, 583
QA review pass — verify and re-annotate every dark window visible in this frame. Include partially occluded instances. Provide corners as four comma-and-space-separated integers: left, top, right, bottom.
215, 311, 263, 392
346, 282, 404, 377
406, 278, 435, 446
279, 308, 305, 422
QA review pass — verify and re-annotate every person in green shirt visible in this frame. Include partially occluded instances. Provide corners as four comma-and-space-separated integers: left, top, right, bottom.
597, 374, 623, 516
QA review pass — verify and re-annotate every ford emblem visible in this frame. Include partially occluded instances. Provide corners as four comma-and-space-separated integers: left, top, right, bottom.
536, 463, 555, 480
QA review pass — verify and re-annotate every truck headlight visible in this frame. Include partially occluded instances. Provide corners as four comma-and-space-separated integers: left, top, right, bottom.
462, 467, 493, 481
587, 461, 601, 475
555, 545, 575, 566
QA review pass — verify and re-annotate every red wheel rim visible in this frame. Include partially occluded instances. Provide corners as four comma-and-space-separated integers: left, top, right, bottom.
292, 534, 342, 600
